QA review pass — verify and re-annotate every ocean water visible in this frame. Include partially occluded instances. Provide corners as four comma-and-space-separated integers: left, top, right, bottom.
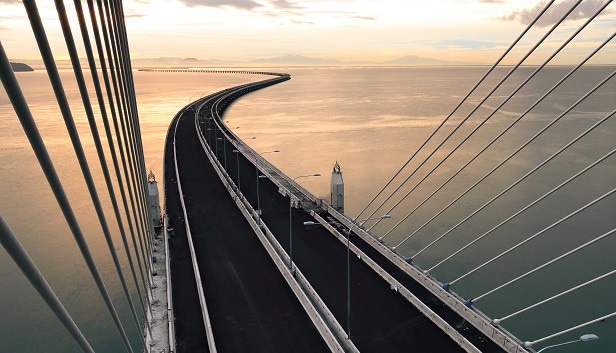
0, 70, 257, 352
1, 66, 614, 352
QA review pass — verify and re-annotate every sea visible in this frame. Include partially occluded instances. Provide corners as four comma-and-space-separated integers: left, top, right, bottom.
0, 66, 614, 352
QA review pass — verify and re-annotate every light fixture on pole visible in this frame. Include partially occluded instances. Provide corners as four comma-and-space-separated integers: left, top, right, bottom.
255, 150, 280, 225
346, 214, 391, 339
303, 221, 337, 226
529, 333, 599, 352
288, 174, 321, 272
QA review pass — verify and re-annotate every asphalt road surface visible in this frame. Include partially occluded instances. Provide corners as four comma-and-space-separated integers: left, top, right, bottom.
166, 81, 506, 352
166, 105, 329, 353
199, 103, 470, 352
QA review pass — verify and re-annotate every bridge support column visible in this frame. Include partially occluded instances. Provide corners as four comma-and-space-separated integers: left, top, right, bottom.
330, 162, 344, 213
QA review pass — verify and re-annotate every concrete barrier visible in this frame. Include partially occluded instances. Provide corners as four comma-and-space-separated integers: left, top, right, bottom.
193, 84, 360, 353
162, 110, 177, 353
172, 107, 218, 353
185, 71, 528, 353
310, 212, 481, 353
325, 207, 527, 353
163, 215, 175, 352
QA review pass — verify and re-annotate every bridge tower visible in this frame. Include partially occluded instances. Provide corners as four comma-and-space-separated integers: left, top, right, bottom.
330, 161, 344, 213
147, 171, 162, 231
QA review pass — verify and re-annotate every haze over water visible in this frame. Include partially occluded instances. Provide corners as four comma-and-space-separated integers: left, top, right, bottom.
1, 66, 614, 352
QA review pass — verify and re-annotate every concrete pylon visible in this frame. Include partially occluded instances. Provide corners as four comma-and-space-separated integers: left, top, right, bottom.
147, 171, 161, 229
330, 161, 344, 213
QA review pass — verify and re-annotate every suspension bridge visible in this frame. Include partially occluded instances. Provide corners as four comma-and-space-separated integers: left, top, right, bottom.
0, 1, 614, 353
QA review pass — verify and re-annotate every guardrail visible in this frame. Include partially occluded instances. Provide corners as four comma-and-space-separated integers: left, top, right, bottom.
171, 106, 218, 353
163, 214, 175, 353
192, 74, 530, 353
254, 209, 357, 352
325, 206, 527, 353
200, 76, 526, 353
194, 90, 358, 352
309, 211, 481, 353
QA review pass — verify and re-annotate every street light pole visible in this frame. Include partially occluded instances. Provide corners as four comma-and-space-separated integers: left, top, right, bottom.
198, 113, 205, 134
533, 334, 599, 352
346, 214, 391, 339
217, 137, 227, 171
209, 128, 218, 157
233, 149, 241, 192
205, 116, 213, 140
255, 150, 280, 225
288, 174, 321, 272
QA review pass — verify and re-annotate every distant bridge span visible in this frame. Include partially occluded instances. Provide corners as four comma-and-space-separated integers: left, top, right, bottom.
139, 68, 288, 76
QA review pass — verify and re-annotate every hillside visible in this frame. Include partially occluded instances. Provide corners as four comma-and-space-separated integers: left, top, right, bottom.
10, 62, 34, 72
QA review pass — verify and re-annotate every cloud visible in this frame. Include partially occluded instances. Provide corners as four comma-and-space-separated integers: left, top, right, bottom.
418, 39, 503, 50
260, 9, 304, 18
291, 19, 314, 25
501, 0, 612, 28
349, 15, 377, 21
269, 0, 303, 10
178, 0, 263, 11
175, 0, 374, 23
125, 12, 145, 18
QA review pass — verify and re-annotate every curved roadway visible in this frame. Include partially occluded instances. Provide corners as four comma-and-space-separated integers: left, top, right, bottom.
165, 99, 329, 352
165, 75, 501, 353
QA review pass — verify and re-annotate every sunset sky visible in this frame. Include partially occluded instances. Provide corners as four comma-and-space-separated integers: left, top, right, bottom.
0, 0, 614, 65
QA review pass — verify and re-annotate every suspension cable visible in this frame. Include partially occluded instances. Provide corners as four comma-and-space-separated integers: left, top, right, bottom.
101, 0, 154, 284
377, 6, 614, 237
73, 0, 149, 325
471, 228, 615, 304
352, 0, 557, 222
363, 0, 582, 228
94, 0, 154, 295
22, 1, 135, 351
495, 268, 616, 324
379, 31, 615, 241
426, 146, 616, 271
55, 0, 147, 340
394, 72, 616, 250
449, 187, 616, 286
0, 48, 95, 353
523, 312, 616, 348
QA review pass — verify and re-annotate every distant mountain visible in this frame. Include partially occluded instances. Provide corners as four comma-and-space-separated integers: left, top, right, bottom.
10, 62, 34, 72
132, 57, 229, 68
129, 54, 487, 68
251, 54, 484, 66
181, 57, 226, 64
251, 55, 341, 65
383, 55, 485, 66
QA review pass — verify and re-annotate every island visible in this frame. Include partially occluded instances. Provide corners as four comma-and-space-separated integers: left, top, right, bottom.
10, 62, 34, 72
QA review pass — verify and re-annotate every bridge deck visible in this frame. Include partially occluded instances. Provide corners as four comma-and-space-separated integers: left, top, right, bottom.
201, 106, 474, 351
165, 75, 514, 352
252, 177, 468, 352
165, 107, 329, 352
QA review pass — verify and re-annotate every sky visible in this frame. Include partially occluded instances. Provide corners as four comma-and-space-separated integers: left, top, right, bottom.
0, 0, 614, 65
